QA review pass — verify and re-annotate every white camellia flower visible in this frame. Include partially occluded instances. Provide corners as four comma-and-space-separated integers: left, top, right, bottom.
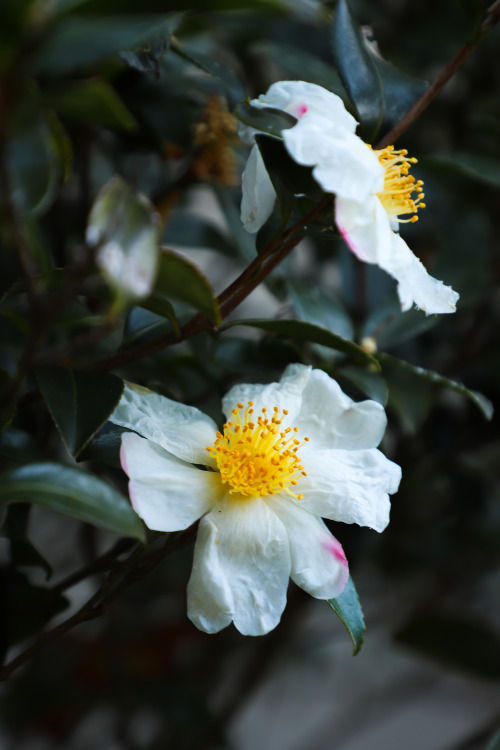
240, 80, 459, 315
110, 363, 401, 636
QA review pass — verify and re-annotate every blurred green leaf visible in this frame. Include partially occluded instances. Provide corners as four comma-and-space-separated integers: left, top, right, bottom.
34, 15, 179, 72
332, 0, 427, 139
384, 361, 434, 432
213, 185, 255, 262
123, 306, 173, 345
87, 176, 160, 304
396, 613, 500, 679
36, 367, 124, 458
154, 248, 221, 324
46, 78, 138, 132
0, 463, 145, 541
4, 571, 69, 647
171, 41, 244, 103
485, 732, 500, 750
287, 281, 354, 341
362, 297, 438, 349
225, 319, 379, 368
234, 102, 297, 138
163, 213, 235, 256
327, 576, 365, 655
422, 152, 500, 188
120, 12, 182, 74
378, 353, 494, 421
7, 115, 60, 217
3, 506, 52, 580
0, 369, 16, 432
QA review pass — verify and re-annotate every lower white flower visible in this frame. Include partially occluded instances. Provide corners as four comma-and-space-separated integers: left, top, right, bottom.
111, 363, 401, 636
240, 80, 459, 315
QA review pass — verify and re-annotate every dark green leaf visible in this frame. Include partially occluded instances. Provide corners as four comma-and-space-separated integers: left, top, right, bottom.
0, 369, 16, 432
332, 0, 427, 139
0, 462, 145, 541
171, 41, 244, 104
123, 306, 174, 345
45, 78, 138, 132
234, 101, 297, 138
3, 506, 52, 580
120, 13, 182, 74
78, 425, 128, 468
213, 185, 255, 262
34, 15, 179, 73
396, 614, 500, 680
384, 363, 434, 433
421, 152, 500, 188
36, 367, 124, 458
331, 0, 383, 140
225, 319, 379, 368
327, 576, 365, 655
154, 248, 221, 324
7, 115, 60, 217
256, 134, 323, 199
163, 213, 235, 257
87, 176, 160, 304
378, 353, 494, 421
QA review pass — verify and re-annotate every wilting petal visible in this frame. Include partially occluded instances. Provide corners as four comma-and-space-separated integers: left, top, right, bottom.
121, 433, 222, 531
111, 382, 218, 465
336, 195, 458, 314
268, 495, 348, 599
222, 362, 311, 424
187, 497, 291, 635
294, 367, 387, 450
298, 448, 401, 532
240, 143, 277, 233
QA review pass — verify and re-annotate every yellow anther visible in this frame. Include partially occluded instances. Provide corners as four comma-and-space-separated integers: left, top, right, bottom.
370, 145, 425, 225
206, 400, 308, 501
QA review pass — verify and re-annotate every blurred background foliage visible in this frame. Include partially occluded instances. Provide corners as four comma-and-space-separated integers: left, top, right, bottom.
0, 0, 499, 748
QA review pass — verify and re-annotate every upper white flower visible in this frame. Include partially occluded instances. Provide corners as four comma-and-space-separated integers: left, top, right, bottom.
110, 363, 401, 636
240, 80, 459, 315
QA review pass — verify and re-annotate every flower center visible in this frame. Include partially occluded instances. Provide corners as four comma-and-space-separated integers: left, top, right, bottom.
373, 145, 426, 224
206, 402, 308, 499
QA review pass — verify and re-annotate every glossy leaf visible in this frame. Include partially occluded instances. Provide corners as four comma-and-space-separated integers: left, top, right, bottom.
485, 732, 500, 750
46, 78, 138, 132
163, 213, 235, 257
37, 367, 124, 458
225, 319, 379, 368
171, 42, 244, 104
120, 13, 182, 75
378, 353, 494, 421
87, 176, 160, 304
233, 101, 297, 139
332, 0, 427, 139
331, 0, 383, 140
287, 281, 353, 341
123, 306, 174, 345
338, 366, 388, 405
78, 425, 128, 469
153, 248, 221, 324
327, 576, 365, 655
396, 614, 500, 679
0, 463, 145, 542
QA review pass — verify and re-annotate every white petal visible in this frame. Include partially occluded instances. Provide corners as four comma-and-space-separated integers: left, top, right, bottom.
252, 80, 357, 132
221, 362, 311, 424
390, 233, 460, 314
240, 144, 277, 233
284, 122, 383, 201
111, 381, 218, 465
187, 497, 291, 635
294, 368, 387, 450
297, 448, 401, 532
336, 196, 459, 314
121, 433, 222, 531
268, 495, 348, 599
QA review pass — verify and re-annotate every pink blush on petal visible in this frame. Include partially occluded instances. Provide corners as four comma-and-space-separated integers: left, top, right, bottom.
323, 536, 348, 565
293, 102, 308, 118
120, 441, 130, 477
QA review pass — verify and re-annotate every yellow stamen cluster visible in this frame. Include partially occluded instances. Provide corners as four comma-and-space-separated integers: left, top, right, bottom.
374, 145, 426, 224
206, 402, 309, 499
